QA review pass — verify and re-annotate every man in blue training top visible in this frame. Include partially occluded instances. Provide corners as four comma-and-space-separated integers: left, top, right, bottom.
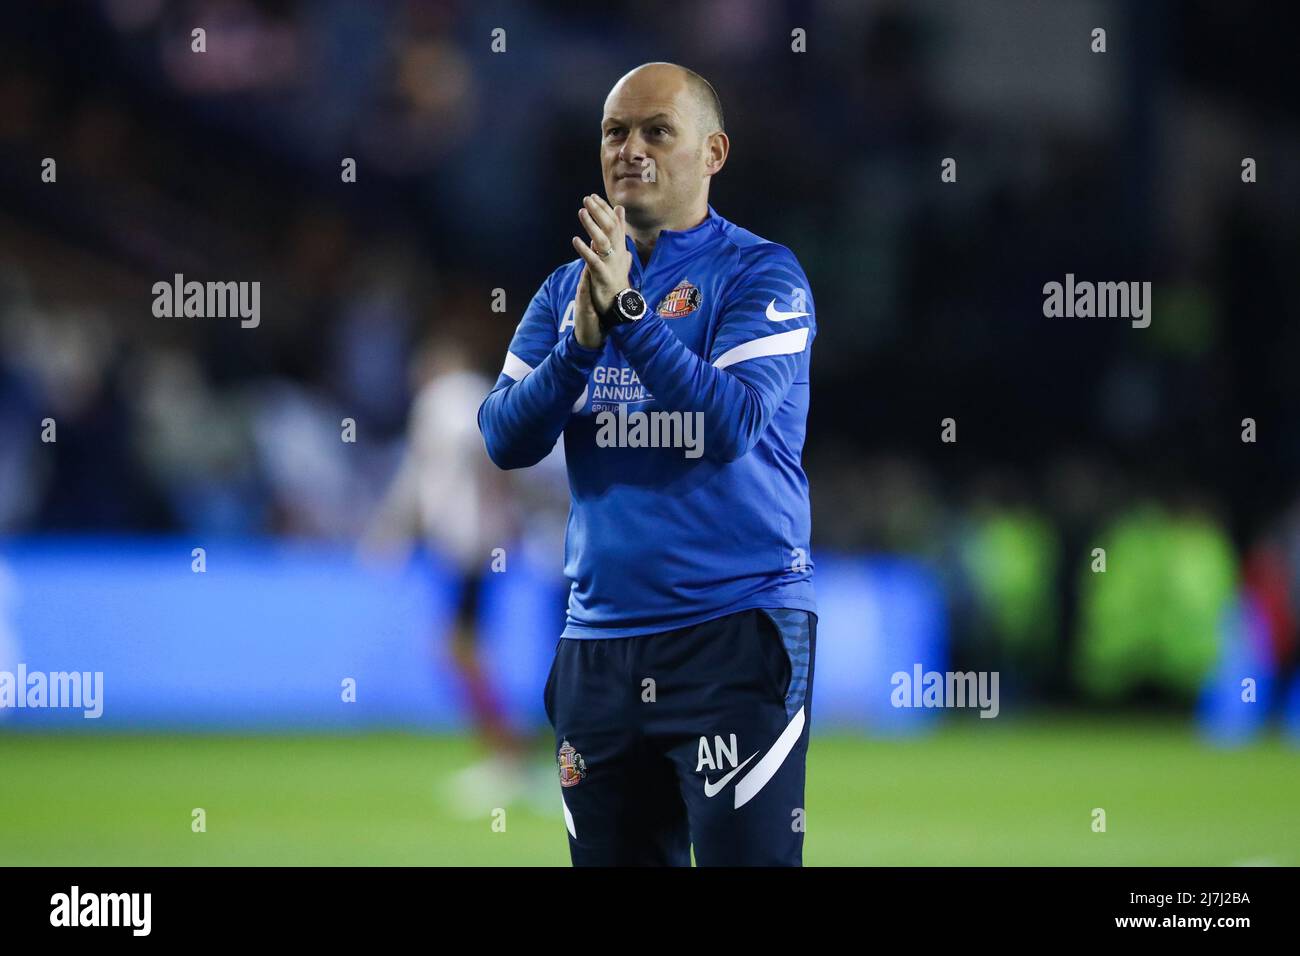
478, 62, 817, 866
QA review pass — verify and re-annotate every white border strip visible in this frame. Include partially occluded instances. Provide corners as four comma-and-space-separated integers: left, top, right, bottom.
562, 795, 577, 838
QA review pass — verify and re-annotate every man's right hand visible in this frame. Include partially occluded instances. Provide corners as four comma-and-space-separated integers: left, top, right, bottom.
573, 265, 606, 350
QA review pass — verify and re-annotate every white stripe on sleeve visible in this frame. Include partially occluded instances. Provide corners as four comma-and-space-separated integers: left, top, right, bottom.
711, 328, 809, 370
501, 351, 535, 381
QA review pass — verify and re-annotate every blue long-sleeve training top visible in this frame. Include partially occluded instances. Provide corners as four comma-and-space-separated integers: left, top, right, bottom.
478, 204, 816, 637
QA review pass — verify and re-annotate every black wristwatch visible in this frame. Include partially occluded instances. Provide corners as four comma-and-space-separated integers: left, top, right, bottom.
599, 288, 648, 334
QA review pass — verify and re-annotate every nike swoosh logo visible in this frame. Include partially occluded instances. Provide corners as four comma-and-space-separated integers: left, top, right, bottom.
703, 751, 760, 798
765, 299, 809, 322
733, 707, 805, 809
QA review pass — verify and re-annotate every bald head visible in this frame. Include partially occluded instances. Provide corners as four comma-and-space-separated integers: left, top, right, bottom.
600, 61, 730, 234
606, 62, 724, 137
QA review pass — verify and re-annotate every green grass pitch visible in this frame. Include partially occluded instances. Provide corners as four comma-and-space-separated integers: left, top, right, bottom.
1, 716, 1296, 866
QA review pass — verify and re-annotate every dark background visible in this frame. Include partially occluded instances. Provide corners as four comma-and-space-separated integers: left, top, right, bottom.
1, 0, 1297, 706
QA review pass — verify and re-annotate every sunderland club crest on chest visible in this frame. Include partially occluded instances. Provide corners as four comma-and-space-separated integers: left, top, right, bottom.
657, 279, 702, 319
557, 739, 587, 787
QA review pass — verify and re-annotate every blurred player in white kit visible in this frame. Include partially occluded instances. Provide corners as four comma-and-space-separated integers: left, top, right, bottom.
364, 331, 566, 815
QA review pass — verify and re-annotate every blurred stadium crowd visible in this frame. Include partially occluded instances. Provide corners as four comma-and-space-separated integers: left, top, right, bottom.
1, 0, 1297, 710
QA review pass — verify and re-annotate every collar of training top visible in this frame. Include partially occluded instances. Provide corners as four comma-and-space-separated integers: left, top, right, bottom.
625, 204, 723, 267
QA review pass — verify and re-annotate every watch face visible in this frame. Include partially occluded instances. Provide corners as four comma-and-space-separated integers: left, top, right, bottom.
617, 289, 647, 321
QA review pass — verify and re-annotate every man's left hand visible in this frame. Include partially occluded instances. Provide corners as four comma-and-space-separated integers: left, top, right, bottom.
571, 194, 633, 315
